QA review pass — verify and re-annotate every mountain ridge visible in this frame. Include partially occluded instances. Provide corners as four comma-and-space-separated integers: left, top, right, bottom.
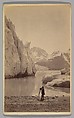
36, 49, 70, 70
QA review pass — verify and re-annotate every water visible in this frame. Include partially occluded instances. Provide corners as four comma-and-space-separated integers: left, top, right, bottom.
5, 70, 70, 97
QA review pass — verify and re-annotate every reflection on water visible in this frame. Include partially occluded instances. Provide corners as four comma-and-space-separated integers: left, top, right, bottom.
5, 70, 70, 97
5, 76, 35, 96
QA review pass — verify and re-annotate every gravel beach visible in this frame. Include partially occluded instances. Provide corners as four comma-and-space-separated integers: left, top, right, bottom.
4, 96, 70, 112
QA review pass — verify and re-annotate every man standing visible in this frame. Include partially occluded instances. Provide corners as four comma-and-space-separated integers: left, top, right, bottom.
41, 86, 45, 101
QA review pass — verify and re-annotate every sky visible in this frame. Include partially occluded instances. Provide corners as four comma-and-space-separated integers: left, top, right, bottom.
4, 4, 71, 54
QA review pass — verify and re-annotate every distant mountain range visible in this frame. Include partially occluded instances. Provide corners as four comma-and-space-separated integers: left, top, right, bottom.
31, 47, 70, 70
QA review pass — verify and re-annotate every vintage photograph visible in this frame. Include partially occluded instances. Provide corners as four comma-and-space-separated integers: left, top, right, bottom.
3, 3, 71, 115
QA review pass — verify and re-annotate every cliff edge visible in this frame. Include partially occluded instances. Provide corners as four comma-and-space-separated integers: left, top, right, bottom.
5, 16, 36, 78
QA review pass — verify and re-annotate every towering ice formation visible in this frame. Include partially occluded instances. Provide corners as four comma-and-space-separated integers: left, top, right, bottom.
5, 17, 36, 78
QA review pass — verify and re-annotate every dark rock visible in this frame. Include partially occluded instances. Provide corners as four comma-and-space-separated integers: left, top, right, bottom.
52, 97, 55, 99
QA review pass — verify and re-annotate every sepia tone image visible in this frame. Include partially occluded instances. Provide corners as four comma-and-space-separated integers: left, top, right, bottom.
3, 3, 71, 115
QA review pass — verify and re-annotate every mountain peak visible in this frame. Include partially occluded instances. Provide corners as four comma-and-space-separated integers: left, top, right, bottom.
49, 51, 62, 59
31, 47, 48, 63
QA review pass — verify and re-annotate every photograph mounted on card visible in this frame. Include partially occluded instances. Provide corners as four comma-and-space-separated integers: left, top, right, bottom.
3, 3, 71, 115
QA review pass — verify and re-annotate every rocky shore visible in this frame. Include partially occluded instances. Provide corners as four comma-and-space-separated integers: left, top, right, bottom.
43, 74, 70, 88
4, 96, 70, 112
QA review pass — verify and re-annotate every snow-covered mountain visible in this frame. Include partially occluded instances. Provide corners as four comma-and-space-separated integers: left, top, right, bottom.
30, 47, 48, 63
36, 50, 70, 70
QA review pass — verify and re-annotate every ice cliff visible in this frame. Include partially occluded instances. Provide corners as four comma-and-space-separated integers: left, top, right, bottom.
5, 16, 36, 78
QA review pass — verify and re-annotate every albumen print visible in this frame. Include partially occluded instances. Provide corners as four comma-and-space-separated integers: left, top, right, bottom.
3, 3, 71, 115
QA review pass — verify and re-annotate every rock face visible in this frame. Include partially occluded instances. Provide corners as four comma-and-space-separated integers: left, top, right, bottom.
46, 75, 70, 88
5, 17, 36, 78
36, 50, 70, 70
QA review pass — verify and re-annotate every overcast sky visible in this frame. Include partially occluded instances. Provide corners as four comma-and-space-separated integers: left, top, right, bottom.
4, 4, 71, 54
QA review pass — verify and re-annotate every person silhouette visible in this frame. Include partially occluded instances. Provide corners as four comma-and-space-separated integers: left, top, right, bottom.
39, 86, 45, 101
41, 86, 45, 101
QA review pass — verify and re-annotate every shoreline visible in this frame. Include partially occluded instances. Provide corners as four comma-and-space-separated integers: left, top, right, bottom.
4, 95, 70, 112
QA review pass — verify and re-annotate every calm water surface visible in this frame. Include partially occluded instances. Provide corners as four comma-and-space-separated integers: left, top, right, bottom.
5, 70, 70, 97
